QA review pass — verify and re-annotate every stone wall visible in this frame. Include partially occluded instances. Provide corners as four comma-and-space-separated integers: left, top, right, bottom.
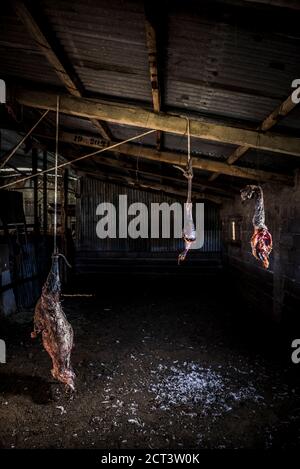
220, 177, 300, 326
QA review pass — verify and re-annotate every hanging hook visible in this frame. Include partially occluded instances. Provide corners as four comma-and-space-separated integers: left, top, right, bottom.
52, 252, 72, 269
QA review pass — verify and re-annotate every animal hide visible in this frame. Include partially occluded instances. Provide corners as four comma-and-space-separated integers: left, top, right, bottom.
240, 185, 273, 269
178, 201, 197, 263
178, 168, 197, 264
31, 254, 75, 390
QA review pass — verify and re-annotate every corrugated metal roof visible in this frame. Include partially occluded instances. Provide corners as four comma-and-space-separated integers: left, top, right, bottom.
166, 10, 300, 123
0, 0, 299, 182
0, 5, 61, 88
42, 0, 152, 102
236, 148, 300, 174
164, 134, 236, 160
107, 123, 157, 146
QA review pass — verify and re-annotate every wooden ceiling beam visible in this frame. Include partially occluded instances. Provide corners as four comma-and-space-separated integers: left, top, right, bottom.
144, 3, 162, 149
15, 88, 300, 159
209, 92, 299, 181
60, 140, 233, 198
36, 129, 293, 185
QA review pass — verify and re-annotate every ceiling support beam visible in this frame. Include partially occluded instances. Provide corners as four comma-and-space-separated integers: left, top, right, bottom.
144, 3, 163, 149
209, 92, 299, 181
15, 88, 300, 159
12, 0, 112, 141
36, 129, 293, 185
56, 136, 233, 198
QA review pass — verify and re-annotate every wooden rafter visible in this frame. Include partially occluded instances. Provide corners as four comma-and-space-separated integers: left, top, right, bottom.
12, 0, 112, 141
15, 88, 300, 159
44, 132, 233, 198
35, 128, 293, 185
244, 0, 300, 10
144, 3, 162, 149
209, 93, 299, 181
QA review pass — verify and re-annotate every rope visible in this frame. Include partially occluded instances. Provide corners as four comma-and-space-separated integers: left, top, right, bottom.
53, 96, 60, 254
0, 129, 156, 191
187, 117, 191, 164
186, 118, 193, 204
172, 117, 193, 203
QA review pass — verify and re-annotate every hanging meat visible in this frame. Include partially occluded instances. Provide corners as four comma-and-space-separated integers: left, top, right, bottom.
178, 159, 197, 264
31, 253, 75, 391
240, 185, 273, 269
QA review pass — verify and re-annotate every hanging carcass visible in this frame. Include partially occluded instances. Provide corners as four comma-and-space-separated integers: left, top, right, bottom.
31, 253, 75, 390
175, 119, 197, 264
240, 185, 273, 269
178, 160, 197, 263
31, 96, 75, 391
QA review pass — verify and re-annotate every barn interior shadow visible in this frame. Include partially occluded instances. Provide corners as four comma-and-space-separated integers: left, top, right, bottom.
0, 373, 53, 405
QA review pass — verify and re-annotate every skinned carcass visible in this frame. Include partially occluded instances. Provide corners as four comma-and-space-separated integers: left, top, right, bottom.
240, 185, 273, 269
31, 253, 75, 390
178, 160, 197, 264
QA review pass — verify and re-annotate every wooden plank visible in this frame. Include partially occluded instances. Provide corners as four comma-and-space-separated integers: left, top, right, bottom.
67, 150, 232, 198
13, 0, 112, 141
145, 10, 161, 149
16, 88, 300, 158
89, 118, 112, 141
118, 144, 293, 185
60, 137, 232, 198
229, 95, 298, 165
145, 19, 160, 112
36, 129, 293, 185
260, 95, 297, 132
244, 0, 300, 10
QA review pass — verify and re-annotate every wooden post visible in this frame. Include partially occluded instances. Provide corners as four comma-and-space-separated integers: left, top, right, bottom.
42, 149, 48, 235
60, 169, 69, 283
32, 147, 39, 234
272, 202, 284, 322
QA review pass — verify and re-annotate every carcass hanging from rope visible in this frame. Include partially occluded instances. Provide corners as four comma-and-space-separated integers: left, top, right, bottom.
240, 185, 273, 269
31, 253, 75, 390
31, 95, 75, 390
175, 119, 197, 264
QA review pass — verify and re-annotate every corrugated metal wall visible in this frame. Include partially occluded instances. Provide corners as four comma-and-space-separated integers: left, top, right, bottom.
0, 238, 49, 313
13, 242, 40, 309
76, 177, 221, 265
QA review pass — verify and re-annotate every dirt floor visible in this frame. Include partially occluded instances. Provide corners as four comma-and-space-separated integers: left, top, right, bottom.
0, 274, 300, 449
